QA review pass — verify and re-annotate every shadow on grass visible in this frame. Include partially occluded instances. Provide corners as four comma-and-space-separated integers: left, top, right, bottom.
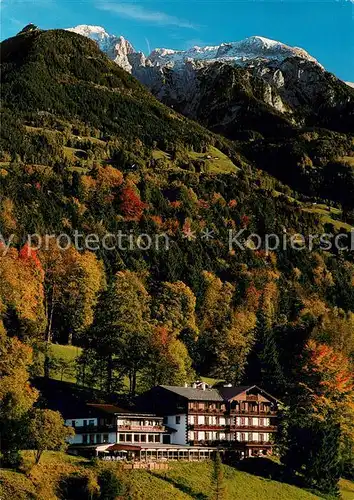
151, 472, 209, 500
235, 458, 307, 489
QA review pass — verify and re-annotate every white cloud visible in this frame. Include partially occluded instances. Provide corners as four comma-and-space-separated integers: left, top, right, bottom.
96, 2, 198, 29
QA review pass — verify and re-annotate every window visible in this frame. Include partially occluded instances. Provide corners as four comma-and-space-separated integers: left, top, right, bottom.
96, 434, 101, 444
89, 434, 95, 444
175, 416, 181, 425
103, 434, 109, 443
259, 418, 264, 426
83, 420, 87, 427
141, 434, 147, 442
71, 420, 76, 428
163, 416, 168, 424
134, 435, 140, 442
126, 434, 132, 442
154, 435, 160, 443
240, 433, 246, 442
83, 434, 88, 444
259, 434, 264, 443
148, 435, 154, 443
248, 433, 252, 442
89, 420, 95, 427
119, 434, 125, 442
240, 417, 245, 425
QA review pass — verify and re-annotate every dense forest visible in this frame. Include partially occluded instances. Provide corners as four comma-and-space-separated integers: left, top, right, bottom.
0, 27, 354, 497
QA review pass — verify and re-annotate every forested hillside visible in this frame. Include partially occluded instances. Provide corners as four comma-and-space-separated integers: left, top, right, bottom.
0, 27, 353, 495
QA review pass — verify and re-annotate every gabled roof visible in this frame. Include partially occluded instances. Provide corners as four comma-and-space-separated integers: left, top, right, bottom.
218, 385, 281, 403
159, 386, 223, 402
87, 404, 129, 414
87, 404, 160, 417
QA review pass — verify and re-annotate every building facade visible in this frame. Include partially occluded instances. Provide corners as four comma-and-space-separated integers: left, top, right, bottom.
65, 404, 170, 448
140, 384, 279, 457
65, 384, 279, 459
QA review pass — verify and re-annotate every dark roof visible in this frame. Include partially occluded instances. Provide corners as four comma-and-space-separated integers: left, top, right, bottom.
160, 386, 223, 401
86, 404, 161, 417
159, 385, 280, 404
218, 385, 256, 401
87, 404, 130, 414
218, 385, 280, 403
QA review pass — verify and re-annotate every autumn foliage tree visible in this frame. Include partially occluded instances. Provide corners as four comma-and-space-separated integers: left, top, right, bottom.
142, 325, 195, 389
197, 272, 255, 383
28, 409, 74, 464
0, 331, 38, 465
39, 241, 105, 345
279, 340, 354, 494
0, 245, 46, 339
119, 185, 147, 220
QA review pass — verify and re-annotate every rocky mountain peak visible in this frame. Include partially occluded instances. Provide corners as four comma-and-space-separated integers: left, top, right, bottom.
66, 25, 136, 72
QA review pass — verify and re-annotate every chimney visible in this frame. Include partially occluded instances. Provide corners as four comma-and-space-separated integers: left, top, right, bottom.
184, 383, 188, 388
192, 382, 197, 389
201, 382, 207, 391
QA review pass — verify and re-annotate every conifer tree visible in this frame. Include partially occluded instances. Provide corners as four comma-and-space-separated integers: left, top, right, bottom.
212, 451, 227, 500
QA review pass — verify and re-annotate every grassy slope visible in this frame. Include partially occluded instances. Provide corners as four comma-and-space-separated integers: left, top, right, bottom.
50, 343, 82, 362
152, 146, 238, 174
48, 344, 222, 389
2, 453, 353, 500
341, 479, 354, 500
188, 146, 238, 173
49, 343, 82, 383
152, 462, 321, 500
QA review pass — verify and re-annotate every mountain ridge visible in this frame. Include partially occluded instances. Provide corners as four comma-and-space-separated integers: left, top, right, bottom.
66, 25, 323, 71
66, 24, 353, 135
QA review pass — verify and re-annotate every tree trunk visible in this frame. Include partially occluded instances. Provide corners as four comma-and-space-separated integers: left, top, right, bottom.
131, 366, 137, 396
44, 286, 56, 378
35, 449, 42, 464
106, 354, 113, 393
44, 343, 50, 379
46, 285, 56, 344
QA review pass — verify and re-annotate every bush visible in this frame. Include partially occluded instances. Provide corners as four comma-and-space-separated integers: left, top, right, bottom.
97, 469, 125, 500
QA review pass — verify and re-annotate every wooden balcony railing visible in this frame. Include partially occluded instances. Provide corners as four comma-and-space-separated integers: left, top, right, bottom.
245, 440, 272, 446
229, 425, 277, 432
189, 424, 227, 431
118, 425, 165, 432
188, 408, 226, 414
230, 410, 277, 416
74, 424, 116, 433
188, 439, 272, 447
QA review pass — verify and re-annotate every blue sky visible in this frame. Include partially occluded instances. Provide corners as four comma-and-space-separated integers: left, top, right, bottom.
1, 0, 353, 81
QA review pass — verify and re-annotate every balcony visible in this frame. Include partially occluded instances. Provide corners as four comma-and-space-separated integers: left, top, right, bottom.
230, 409, 277, 416
188, 440, 227, 447
229, 425, 277, 432
118, 425, 165, 432
245, 440, 272, 446
74, 424, 116, 433
189, 424, 228, 431
188, 407, 226, 414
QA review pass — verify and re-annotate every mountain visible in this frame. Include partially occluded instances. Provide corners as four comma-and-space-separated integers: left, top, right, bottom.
66, 26, 321, 71
1, 28, 354, 477
66, 25, 135, 72
1, 26, 353, 204
1, 27, 223, 166
67, 25, 354, 136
